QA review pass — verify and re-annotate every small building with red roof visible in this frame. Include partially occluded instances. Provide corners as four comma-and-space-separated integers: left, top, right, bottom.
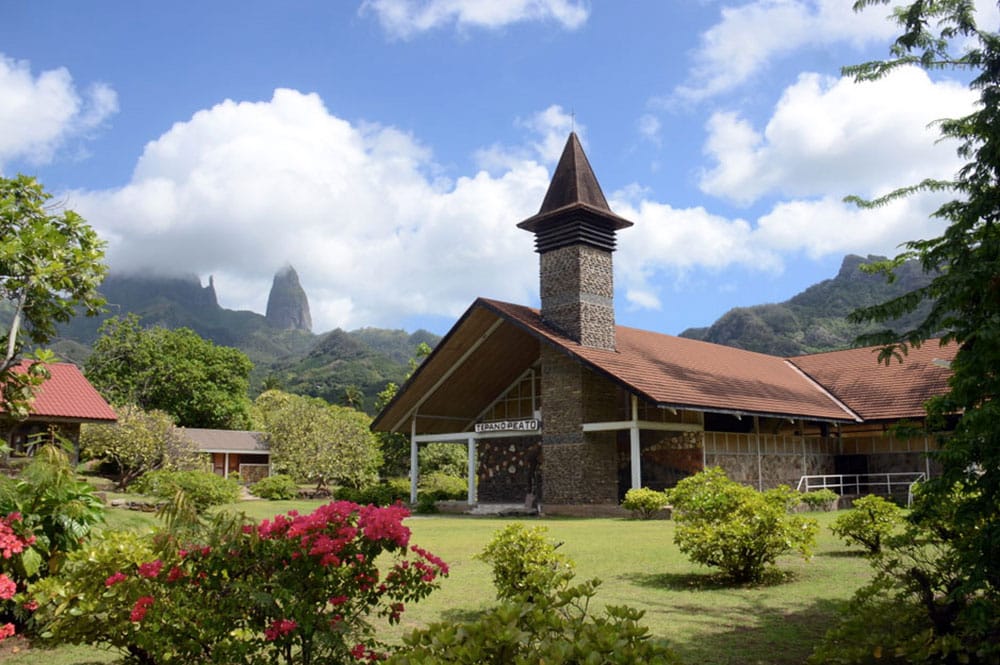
372, 134, 954, 515
1, 361, 117, 458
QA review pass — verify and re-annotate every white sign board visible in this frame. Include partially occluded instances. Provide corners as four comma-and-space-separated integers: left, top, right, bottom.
474, 419, 540, 434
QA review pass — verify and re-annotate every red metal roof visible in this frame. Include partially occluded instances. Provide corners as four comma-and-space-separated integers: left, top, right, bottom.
3, 362, 117, 422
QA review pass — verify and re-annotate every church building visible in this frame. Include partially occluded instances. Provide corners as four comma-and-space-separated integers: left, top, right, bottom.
371, 133, 953, 515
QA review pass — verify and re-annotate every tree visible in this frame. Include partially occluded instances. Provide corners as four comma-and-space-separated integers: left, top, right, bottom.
85, 314, 253, 429
254, 390, 381, 492
375, 342, 432, 477
0, 175, 106, 418
80, 405, 199, 490
835, 1, 1000, 657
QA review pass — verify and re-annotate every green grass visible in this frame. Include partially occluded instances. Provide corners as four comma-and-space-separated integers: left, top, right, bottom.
5, 506, 873, 665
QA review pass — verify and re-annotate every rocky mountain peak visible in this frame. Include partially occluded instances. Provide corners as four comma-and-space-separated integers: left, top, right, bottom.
265, 265, 312, 332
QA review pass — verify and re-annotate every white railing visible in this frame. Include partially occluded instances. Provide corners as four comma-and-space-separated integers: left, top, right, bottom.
796, 472, 925, 506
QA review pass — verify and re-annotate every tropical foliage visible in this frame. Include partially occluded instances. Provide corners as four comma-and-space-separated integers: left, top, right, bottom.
85, 314, 254, 429
80, 405, 200, 489
0, 175, 106, 417
254, 390, 381, 492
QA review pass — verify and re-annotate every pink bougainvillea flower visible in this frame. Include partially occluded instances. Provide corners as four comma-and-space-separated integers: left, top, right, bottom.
0, 574, 16, 600
105, 571, 127, 587
138, 560, 163, 579
130, 596, 154, 622
264, 618, 297, 641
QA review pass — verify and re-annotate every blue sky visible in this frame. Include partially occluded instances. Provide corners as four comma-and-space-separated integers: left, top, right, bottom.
1, 1, 995, 337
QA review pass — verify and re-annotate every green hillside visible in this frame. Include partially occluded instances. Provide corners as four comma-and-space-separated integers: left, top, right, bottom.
45, 272, 438, 413
679, 254, 934, 355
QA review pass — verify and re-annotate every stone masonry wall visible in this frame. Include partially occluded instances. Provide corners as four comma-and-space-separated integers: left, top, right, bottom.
540, 346, 619, 505
540, 245, 615, 350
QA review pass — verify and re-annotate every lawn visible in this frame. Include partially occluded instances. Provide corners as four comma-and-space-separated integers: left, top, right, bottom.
4, 504, 873, 665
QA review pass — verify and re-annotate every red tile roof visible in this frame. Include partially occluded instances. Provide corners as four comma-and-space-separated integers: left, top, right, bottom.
373, 298, 956, 433
789, 341, 956, 421
483, 299, 859, 422
2, 362, 117, 422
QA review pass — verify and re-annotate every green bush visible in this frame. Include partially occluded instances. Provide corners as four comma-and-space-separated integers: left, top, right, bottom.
800, 488, 839, 511
418, 443, 467, 477
830, 494, 904, 555
388, 577, 681, 665
667, 467, 818, 583
133, 470, 240, 512
334, 477, 410, 506
622, 487, 670, 519
419, 472, 467, 500
249, 474, 299, 500
476, 523, 574, 602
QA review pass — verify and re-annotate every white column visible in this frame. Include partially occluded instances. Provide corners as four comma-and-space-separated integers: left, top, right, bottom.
409, 418, 418, 505
224, 452, 230, 479
754, 416, 763, 491
467, 436, 477, 505
630, 394, 641, 490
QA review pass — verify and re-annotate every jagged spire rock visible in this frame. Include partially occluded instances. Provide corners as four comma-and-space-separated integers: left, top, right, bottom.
265, 265, 312, 332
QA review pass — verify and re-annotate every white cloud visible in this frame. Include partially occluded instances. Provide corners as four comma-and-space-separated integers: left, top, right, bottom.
612, 199, 782, 310
0, 54, 118, 171
359, 0, 589, 39
637, 113, 661, 144
475, 104, 579, 171
69, 89, 551, 332
699, 66, 975, 205
754, 193, 946, 259
673, 0, 896, 103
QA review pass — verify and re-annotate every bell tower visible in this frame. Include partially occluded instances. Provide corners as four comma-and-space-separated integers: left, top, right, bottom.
517, 132, 632, 349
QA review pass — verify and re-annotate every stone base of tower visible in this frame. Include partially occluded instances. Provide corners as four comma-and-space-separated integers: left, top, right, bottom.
540, 434, 619, 507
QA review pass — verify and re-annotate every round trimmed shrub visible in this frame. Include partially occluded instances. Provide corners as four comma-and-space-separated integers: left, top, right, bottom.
667, 467, 818, 583
622, 487, 670, 519
249, 474, 299, 500
830, 494, 904, 555
134, 470, 241, 511
800, 488, 839, 511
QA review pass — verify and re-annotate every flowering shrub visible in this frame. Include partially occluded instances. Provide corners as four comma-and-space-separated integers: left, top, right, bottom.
0, 512, 36, 642
32, 501, 448, 664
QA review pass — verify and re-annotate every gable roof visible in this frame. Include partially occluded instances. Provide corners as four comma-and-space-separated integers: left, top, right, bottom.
788, 342, 956, 421
483, 299, 859, 422
182, 428, 269, 453
2, 362, 117, 422
374, 298, 917, 434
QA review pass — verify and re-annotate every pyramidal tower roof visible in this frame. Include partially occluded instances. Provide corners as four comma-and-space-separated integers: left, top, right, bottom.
518, 132, 632, 251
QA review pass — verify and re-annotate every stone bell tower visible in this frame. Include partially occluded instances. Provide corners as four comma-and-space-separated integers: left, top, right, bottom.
518, 133, 634, 508
517, 132, 632, 350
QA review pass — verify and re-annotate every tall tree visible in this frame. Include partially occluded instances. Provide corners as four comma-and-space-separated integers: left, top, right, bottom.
85, 314, 253, 429
80, 405, 199, 490
254, 390, 381, 491
835, 1, 1000, 659
0, 175, 106, 417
